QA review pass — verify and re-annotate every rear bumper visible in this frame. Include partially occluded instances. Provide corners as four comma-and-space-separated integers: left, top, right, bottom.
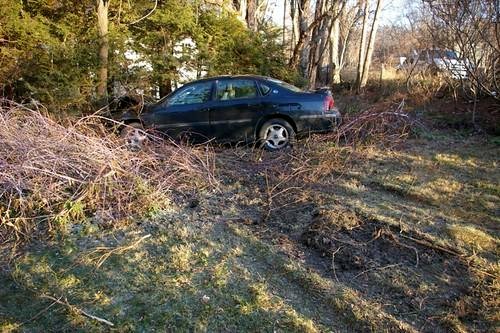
297, 108, 341, 133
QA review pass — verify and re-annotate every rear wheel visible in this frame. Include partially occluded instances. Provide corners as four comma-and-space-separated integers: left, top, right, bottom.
258, 119, 295, 151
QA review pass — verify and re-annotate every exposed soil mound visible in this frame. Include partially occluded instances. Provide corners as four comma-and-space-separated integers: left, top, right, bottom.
301, 207, 491, 332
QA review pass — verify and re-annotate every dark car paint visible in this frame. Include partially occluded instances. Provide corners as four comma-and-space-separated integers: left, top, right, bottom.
122, 75, 340, 143
209, 79, 263, 141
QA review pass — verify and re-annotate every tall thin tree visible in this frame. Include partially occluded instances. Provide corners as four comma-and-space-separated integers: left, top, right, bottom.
330, 0, 342, 84
96, 0, 110, 99
247, 0, 257, 31
360, 0, 382, 87
355, 0, 369, 91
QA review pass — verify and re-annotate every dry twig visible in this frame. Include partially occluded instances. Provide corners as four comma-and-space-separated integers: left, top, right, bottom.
40, 294, 114, 326
0, 100, 216, 245
87, 234, 152, 268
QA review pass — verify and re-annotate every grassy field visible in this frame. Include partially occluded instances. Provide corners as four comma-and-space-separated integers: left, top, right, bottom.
1, 125, 498, 332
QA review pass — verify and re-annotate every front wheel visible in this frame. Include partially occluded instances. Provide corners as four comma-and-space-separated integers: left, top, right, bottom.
258, 119, 295, 151
120, 122, 147, 151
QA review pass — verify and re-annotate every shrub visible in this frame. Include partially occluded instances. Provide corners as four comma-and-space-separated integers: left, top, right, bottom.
0, 101, 215, 244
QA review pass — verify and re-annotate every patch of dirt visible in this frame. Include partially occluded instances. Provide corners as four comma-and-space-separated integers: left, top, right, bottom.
214, 142, 498, 332
300, 207, 490, 332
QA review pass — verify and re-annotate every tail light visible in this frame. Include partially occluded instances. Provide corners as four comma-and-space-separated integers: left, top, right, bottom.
324, 95, 335, 112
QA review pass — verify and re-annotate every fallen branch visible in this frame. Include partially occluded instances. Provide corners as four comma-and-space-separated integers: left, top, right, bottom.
89, 234, 151, 268
19, 296, 62, 327
128, 0, 158, 25
40, 294, 114, 327
331, 246, 342, 283
399, 234, 463, 257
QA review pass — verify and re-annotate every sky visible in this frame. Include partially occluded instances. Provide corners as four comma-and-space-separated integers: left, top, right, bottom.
268, 0, 411, 27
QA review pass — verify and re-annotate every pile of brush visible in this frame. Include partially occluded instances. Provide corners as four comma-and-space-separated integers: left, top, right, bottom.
0, 101, 216, 245
307, 99, 415, 179
334, 99, 413, 147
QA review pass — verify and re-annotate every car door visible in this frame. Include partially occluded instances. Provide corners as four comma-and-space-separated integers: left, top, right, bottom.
152, 80, 214, 140
210, 79, 262, 142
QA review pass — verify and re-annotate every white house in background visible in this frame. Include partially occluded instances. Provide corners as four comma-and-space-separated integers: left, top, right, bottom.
173, 37, 208, 85
114, 37, 206, 98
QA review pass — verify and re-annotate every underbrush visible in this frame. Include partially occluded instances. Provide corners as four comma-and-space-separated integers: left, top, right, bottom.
0, 101, 216, 247
0, 96, 498, 331
337, 68, 500, 135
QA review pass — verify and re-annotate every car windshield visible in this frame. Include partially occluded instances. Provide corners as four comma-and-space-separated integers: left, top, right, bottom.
445, 50, 458, 59
431, 50, 458, 59
267, 78, 303, 92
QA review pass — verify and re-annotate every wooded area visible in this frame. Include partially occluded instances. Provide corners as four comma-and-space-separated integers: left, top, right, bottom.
1, 0, 498, 112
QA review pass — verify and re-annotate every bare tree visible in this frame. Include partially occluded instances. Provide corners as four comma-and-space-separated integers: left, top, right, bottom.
355, 0, 369, 90
290, 0, 300, 51
354, 0, 383, 91
338, 4, 362, 74
96, 0, 110, 99
247, 0, 257, 30
290, 0, 346, 86
360, 0, 382, 87
307, 0, 328, 88
289, 0, 312, 68
330, 1, 342, 83
231, 0, 263, 30
424, 0, 499, 101
420, 0, 499, 128
232, 0, 247, 21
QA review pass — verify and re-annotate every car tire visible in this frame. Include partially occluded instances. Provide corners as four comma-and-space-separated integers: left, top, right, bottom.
258, 119, 295, 151
120, 122, 147, 151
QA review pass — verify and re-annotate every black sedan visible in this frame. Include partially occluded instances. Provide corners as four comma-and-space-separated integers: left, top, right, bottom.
120, 75, 340, 150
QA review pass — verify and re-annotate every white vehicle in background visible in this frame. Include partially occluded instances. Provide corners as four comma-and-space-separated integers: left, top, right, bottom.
398, 49, 469, 79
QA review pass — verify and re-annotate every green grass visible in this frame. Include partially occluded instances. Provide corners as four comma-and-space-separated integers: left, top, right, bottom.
0, 220, 411, 332
1, 130, 498, 332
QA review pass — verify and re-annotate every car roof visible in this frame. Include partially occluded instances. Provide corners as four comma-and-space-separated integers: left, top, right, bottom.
157, 75, 278, 103
190, 74, 271, 84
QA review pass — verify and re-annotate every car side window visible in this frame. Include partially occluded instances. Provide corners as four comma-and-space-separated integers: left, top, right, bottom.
260, 83, 271, 96
168, 81, 213, 106
217, 80, 257, 101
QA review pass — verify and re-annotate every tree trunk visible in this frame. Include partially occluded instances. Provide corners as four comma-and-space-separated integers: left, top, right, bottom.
360, 0, 382, 87
379, 62, 385, 86
246, 0, 257, 31
315, 0, 333, 86
96, 0, 110, 99
307, 0, 325, 89
355, 0, 369, 92
283, 0, 287, 48
159, 79, 172, 98
339, 4, 359, 71
232, 0, 247, 23
338, 15, 352, 70
290, 0, 299, 54
289, 0, 311, 69
330, 1, 341, 84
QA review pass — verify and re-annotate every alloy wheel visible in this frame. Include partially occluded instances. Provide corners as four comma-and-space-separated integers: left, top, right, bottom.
264, 124, 289, 149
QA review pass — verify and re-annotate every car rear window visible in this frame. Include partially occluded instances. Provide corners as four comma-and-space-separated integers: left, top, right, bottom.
267, 78, 303, 93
